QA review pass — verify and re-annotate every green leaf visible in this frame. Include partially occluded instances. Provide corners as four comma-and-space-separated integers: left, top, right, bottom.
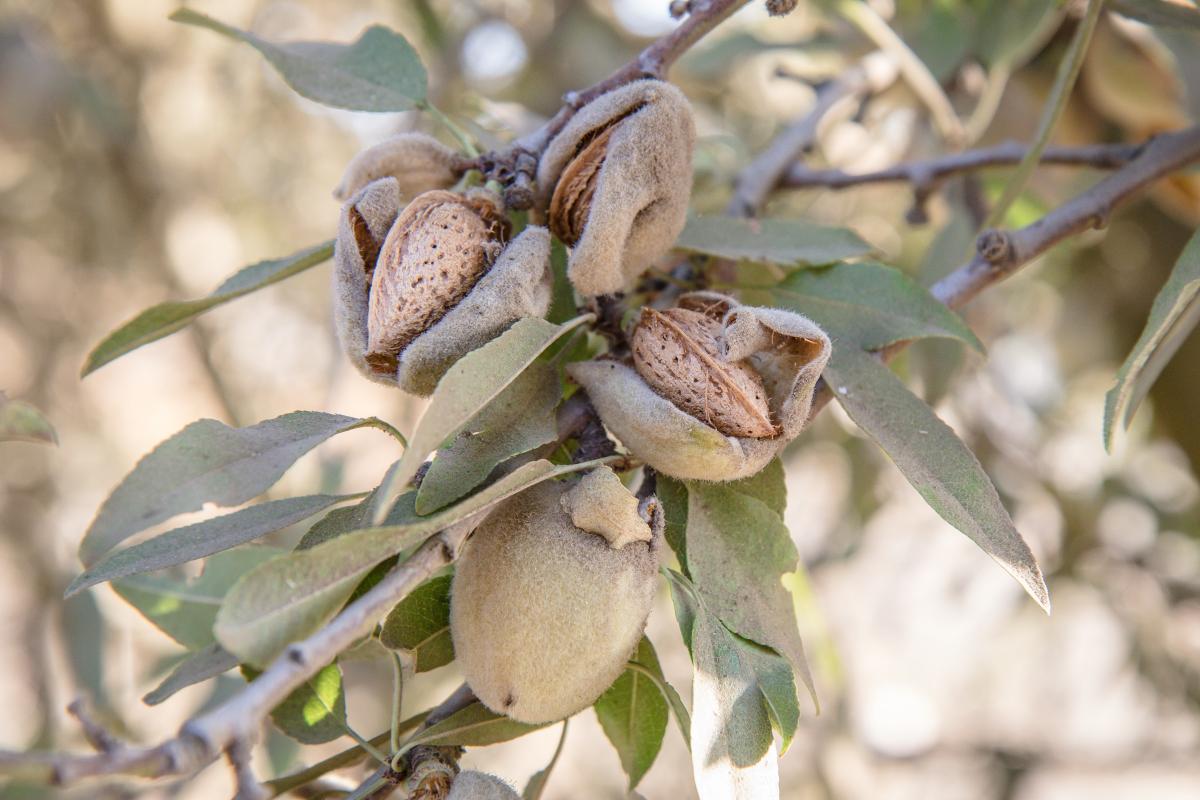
658, 477, 689, 571
216, 457, 616, 667
676, 215, 871, 267
682, 478, 813, 727
82, 241, 333, 376
372, 316, 591, 524
669, 576, 778, 800
404, 702, 546, 749
825, 347, 1050, 611
522, 721, 568, 800
379, 575, 454, 672
114, 547, 282, 650
61, 593, 106, 708
0, 395, 56, 444
1112, 0, 1200, 29
770, 262, 983, 352
594, 638, 669, 790
170, 10, 427, 112
143, 644, 238, 706
298, 493, 378, 550
68, 495, 349, 597
975, 0, 1061, 66
415, 362, 561, 514
245, 662, 348, 745
1105, 228, 1200, 449
80, 411, 387, 566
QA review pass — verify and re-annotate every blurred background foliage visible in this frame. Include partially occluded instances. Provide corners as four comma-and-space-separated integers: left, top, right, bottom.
1, 0, 1199, 798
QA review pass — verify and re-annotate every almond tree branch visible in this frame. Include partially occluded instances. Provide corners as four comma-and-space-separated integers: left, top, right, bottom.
2, 520, 478, 794
808, 124, 1200, 416
783, 139, 1145, 224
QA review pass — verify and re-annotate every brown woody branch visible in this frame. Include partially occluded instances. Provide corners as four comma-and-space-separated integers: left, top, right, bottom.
783, 139, 1145, 223
809, 125, 1200, 416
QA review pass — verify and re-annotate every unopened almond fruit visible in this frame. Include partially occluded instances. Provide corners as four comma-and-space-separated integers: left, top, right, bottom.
631, 307, 776, 439
365, 189, 510, 374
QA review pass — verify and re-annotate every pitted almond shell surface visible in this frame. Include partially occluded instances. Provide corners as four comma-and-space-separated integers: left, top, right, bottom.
365, 190, 509, 374
631, 307, 776, 439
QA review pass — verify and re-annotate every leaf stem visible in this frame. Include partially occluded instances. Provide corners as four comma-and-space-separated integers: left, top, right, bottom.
389, 652, 405, 755
422, 101, 479, 157
364, 417, 408, 449
984, 0, 1105, 227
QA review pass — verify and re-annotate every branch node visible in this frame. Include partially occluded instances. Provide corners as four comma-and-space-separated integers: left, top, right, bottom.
286, 645, 308, 666
669, 0, 692, 18
227, 738, 267, 800
66, 697, 122, 755
976, 229, 1013, 265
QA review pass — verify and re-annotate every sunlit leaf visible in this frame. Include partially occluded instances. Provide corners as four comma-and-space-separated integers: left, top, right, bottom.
0, 394, 56, 444
69, 495, 349, 596
669, 574, 779, 800
770, 262, 983, 352
79, 411, 390, 566
171, 10, 427, 111
215, 457, 615, 667
594, 638, 669, 790
379, 575, 454, 672
681, 475, 813, 728
404, 702, 546, 748
372, 316, 590, 524
676, 215, 871, 267
415, 362, 561, 514
245, 661, 348, 745
114, 547, 282, 650
825, 347, 1050, 611
81, 241, 333, 376
1105, 227, 1200, 449
143, 644, 238, 706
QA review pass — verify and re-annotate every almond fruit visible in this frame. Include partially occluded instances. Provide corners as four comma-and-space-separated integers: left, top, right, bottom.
631, 306, 776, 439
365, 190, 510, 375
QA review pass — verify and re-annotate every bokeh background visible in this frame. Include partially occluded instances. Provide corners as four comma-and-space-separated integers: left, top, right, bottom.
2, 0, 1200, 798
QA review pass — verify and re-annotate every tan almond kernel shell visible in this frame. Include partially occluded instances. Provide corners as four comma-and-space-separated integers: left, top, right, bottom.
631, 307, 777, 439
548, 123, 617, 246
366, 190, 509, 375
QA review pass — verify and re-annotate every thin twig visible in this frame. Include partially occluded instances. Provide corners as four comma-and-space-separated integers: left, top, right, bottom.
809, 124, 1200, 415
16, 520, 479, 792
782, 139, 1145, 223
984, 0, 1105, 227
508, 0, 753, 163
835, 0, 965, 147
727, 52, 899, 217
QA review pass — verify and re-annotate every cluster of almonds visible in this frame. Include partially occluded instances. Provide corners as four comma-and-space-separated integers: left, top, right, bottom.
331, 81, 830, 732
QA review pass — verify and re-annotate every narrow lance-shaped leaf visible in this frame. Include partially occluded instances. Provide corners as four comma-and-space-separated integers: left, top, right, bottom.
144, 644, 239, 706
82, 240, 333, 376
594, 638, 669, 790
216, 456, 618, 667
770, 262, 984, 352
79, 411, 391, 566
170, 9, 427, 112
403, 702, 547, 749
523, 721, 569, 800
1105, 227, 1200, 449
0, 394, 57, 444
415, 361, 561, 514
825, 347, 1050, 611
113, 547, 283, 651
379, 575, 454, 672
676, 215, 871, 267
68, 495, 351, 597
372, 315, 591, 524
